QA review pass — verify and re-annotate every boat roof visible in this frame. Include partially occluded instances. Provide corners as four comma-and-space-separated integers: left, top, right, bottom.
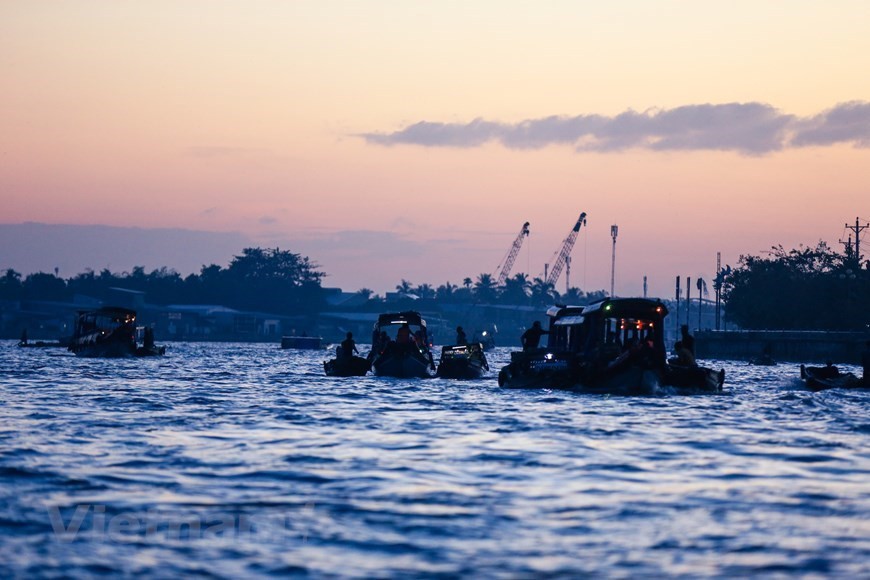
76, 306, 137, 317
375, 311, 427, 328
581, 298, 668, 318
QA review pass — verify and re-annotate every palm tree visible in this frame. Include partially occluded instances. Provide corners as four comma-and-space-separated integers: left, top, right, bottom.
463, 277, 473, 291
415, 283, 435, 300
395, 279, 414, 294
530, 277, 559, 307
436, 281, 456, 300
500, 273, 530, 304
473, 273, 498, 303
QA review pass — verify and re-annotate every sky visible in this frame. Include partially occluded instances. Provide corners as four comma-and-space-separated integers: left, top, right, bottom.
2, 1, 869, 298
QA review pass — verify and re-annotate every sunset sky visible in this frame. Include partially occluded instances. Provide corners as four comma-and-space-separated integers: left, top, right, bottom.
2, 1, 869, 297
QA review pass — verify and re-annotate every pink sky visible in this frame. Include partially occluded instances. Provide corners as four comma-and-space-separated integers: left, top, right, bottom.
2, 2, 869, 297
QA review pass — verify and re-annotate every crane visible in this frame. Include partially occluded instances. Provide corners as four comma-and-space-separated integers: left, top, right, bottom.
494, 222, 530, 286
544, 212, 587, 289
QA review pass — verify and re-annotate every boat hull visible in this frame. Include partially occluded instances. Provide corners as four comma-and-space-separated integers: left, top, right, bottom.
800, 364, 865, 391
324, 356, 371, 377
499, 351, 724, 395
371, 345, 435, 378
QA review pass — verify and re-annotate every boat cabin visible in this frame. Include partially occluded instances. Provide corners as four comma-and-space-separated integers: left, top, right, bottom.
373, 311, 430, 349
546, 298, 668, 365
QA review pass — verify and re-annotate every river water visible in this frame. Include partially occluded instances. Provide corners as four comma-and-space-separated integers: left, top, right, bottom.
1, 341, 868, 577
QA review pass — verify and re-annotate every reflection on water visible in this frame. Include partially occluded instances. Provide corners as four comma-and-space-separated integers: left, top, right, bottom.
1, 342, 868, 577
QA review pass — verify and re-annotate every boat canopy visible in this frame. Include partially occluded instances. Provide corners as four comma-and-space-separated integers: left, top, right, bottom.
581, 298, 668, 319
375, 311, 427, 329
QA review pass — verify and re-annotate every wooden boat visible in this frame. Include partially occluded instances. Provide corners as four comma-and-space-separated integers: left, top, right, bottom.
498, 299, 724, 394
436, 342, 489, 379
800, 364, 865, 391
68, 307, 165, 358
324, 353, 371, 377
368, 311, 436, 378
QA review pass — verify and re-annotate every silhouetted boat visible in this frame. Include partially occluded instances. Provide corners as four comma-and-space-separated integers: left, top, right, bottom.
498, 299, 724, 394
68, 307, 165, 358
368, 311, 436, 378
436, 343, 489, 379
324, 350, 371, 377
800, 364, 865, 391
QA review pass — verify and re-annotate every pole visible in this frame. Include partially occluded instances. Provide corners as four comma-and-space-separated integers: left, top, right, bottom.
643, 275, 647, 298
715, 252, 721, 331
610, 225, 618, 297
688, 277, 693, 325
675, 276, 681, 338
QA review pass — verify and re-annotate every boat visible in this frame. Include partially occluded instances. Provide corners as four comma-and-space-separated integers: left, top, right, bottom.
498, 298, 724, 394
436, 342, 489, 379
68, 307, 165, 358
368, 311, 436, 378
323, 342, 371, 377
800, 364, 865, 391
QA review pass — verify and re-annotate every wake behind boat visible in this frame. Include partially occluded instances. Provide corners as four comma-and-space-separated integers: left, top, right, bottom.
368, 311, 436, 378
498, 298, 724, 394
68, 307, 165, 358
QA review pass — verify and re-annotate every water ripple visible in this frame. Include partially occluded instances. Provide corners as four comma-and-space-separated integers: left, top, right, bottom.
1, 342, 868, 577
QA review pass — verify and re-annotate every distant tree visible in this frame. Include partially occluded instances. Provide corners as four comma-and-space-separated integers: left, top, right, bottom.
530, 277, 559, 307
415, 283, 435, 300
22, 272, 68, 301
395, 279, 414, 295
436, 281, 456, 301
462, 277, 473, 290
0, 269, 23, 300
355, 288, 374, 300
499, 273, 530, 304
722, 242, 867, 330
473, 273, 498, 303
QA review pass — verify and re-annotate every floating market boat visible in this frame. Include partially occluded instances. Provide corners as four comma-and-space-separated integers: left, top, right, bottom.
498, 298, 724, 394
800, 363, 865, 391
68, 307, 165, 358
436, 342, 489, 379
368, 311, 436, 378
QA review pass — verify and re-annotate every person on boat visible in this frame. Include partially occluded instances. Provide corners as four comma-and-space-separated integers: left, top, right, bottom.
521, 321, 549, 351
672, 340, 696, 367
340, 332, 359, 358
396, 323, 412, 344
455, 326, 467, 345
680, 325, 696, 357
143, 326, 155, 350
18, 329, 28, 347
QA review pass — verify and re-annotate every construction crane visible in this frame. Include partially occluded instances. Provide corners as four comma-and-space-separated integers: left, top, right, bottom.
544, 212, 587, 289
494, 222, 530, 285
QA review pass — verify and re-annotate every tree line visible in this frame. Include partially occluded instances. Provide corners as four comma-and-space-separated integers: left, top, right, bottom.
720, 242, 869, 331
2, 242, 866, 331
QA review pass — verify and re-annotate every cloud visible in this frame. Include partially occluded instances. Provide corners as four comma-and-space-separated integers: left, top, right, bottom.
791, 101, 870, 148
361, 101, 870, 155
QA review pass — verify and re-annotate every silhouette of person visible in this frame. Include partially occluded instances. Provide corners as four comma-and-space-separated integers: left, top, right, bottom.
680, 325, 696, 357
143, 326, 155, 349
340, 332, 358, 358
396, 323, 412, 344
456, 326, 467, 345
521, 321, 549, 351
19, 329, 28, 347
673, 340, 696, 367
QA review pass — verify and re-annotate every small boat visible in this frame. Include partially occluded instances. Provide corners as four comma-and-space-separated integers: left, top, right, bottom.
498, 298, 724, 394
368, 311, 436, 378
68, 307, 165, 358
748, 354, 777, 366
436, 342, 489, 379
324, 344, 371, 377
800, 364, 865, 391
